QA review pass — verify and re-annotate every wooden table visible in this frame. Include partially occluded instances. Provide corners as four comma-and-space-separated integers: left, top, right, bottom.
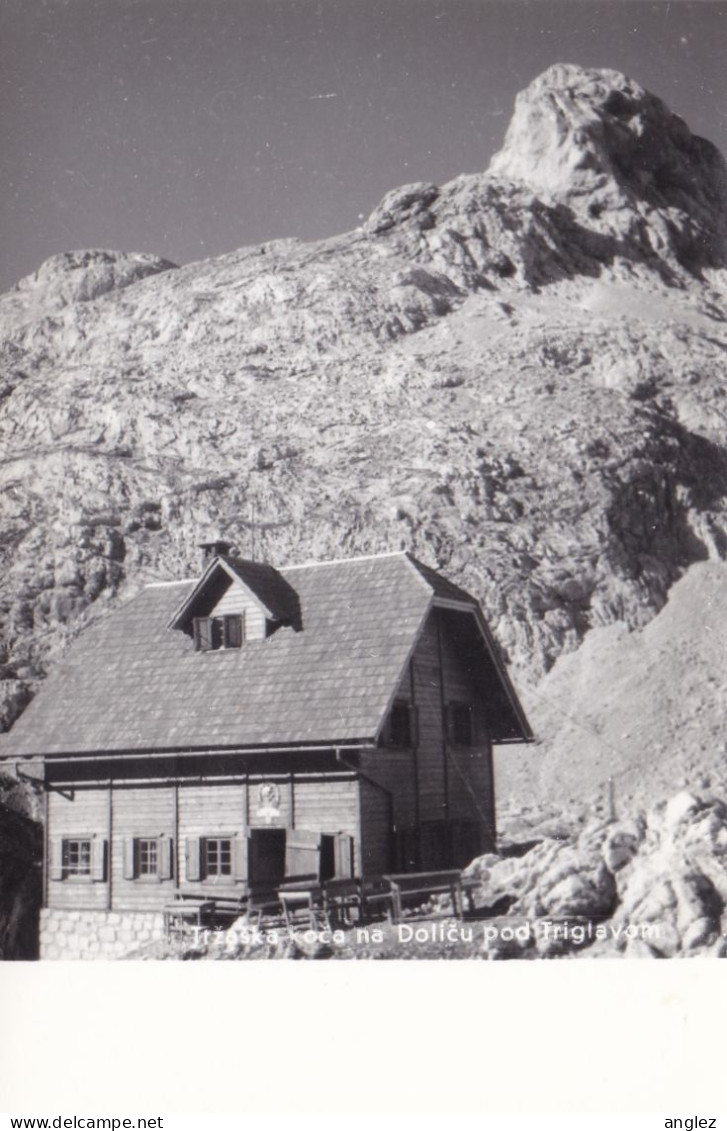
163, 897, 215, 936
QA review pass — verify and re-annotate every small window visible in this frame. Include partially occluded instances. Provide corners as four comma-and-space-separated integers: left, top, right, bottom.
123, 836, 173, 881
448, 702, 473, 746
186, 834, 247, 883
51, 837, 106, 882
138, 838, 158, 876
380, 699, 414, 748
205, 837, 233, 877
63, 838, 91, 877
193, 614, 244, 651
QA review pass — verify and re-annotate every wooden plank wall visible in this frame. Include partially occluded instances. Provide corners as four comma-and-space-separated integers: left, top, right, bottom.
210, 585, 268, 639
360, 607, 497, 863
48, 772, 363, 907
112, 785, 176, 909
357, 751, 416, 829
358, 779, 391, 877
47, 789, 108, 911
410, 614, 448, 825
437, 617, 495, 836
177, 782, 247, 892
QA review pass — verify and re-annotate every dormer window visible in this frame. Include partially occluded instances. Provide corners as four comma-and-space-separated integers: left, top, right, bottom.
193, 614, 245, 651
170, 555, 301, 645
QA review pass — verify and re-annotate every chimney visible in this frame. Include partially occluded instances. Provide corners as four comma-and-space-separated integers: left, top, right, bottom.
199, 539, 233, 567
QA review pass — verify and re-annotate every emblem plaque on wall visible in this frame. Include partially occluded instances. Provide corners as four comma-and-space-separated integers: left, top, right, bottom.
257, 781, 282, 824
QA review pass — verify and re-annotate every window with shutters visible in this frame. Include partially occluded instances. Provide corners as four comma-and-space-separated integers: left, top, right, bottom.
448, 702, 473, 746
62, 838, 91, 877
205, 837, 232, 877
123, 835, 174, 881
185, 834, 248, 883
51, 837, 106, 882
193, 614, 245, 651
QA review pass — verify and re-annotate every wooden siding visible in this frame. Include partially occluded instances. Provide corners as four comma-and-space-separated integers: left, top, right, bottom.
357, 751, 416, 830
47, 772, 364, 908
210, 583, 268, 640
111, 785, 176, 910
177, 781, 247, 893
47, 788, 108, 911
438, 612, 495, 838
293, 775, 362, 876
363, 606, 496, 868
411, 614, 448, 825
358, 779, 391, 877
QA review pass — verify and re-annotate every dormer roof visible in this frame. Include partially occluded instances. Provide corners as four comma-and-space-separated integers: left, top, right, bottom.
3, 552, 532, 758
167, 555, 301, 631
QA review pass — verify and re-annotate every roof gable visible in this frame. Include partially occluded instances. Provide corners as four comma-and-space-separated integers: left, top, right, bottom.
167, 556, 300, 631
3, 552, 532, 758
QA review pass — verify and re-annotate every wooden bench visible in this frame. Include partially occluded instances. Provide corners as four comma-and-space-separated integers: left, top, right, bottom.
384, 870, 466, 923
207, 892, 249, 926
324, 879, 362, 927
460, 874, 482, 915
246, 888, 286, 929
278, 882, 329, 931
360, 876, 397, 923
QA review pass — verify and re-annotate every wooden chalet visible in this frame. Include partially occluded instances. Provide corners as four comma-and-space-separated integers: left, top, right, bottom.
4, 547, 532, 927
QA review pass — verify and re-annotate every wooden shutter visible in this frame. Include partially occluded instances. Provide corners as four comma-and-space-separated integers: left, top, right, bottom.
285, 829, 321, 881
232, 834, 249, 884
185, 836, 202, 882
158, 836, 173, 881
333, 833, 354, 879
122, 837, 136, 880
91, 838, 107, 882
224, 615, 243, 648
49, 838, 64, 881
193, 617, 213, 651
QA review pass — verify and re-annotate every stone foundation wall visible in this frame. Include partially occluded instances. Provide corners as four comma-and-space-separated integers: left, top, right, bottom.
40, 908, 165, 959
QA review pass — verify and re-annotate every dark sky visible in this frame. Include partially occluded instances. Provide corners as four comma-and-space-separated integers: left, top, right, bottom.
1, 0, 726, 292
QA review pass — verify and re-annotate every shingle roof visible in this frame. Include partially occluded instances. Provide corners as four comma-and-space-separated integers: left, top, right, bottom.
3, 552, 530, 758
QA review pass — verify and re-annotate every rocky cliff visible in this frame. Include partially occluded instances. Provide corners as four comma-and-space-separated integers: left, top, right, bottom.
1, 62, 726, 810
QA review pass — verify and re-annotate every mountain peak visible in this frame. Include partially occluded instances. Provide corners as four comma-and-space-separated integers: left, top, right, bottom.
487, 63, 727, 270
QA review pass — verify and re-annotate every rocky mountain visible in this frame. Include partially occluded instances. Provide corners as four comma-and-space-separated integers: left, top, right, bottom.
496, 559, 727, 816
1, 62, 726, 820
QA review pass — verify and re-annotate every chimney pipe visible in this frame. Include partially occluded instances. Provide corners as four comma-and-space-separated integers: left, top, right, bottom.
199, 540, 233, 567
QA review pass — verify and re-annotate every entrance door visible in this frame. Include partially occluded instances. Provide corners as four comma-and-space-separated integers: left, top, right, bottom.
248, 828, 286, 888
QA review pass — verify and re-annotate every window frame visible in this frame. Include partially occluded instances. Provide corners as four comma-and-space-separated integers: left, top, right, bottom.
193, 614, 245, 651
185, 833, 247, 884
203, 836, 234, 880
62, 837, 92, 880
123, 835, 174, 882
53, 835, 106, 883
137, 837, 159, 878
